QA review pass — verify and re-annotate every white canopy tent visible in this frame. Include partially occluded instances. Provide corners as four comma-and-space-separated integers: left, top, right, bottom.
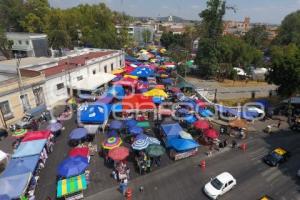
70, 73, 116, 91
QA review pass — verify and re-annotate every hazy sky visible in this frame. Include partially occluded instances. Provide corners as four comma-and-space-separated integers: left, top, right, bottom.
49, 0, 300, 24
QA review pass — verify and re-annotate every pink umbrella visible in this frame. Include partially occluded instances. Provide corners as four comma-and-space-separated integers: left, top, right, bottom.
193, 120, 210, 130
195, 99, 207, 108
204, 129, 219, 139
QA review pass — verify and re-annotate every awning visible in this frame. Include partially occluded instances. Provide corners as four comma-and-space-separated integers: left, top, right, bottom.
70, 73, 116, 91
22, 130, 51, 142
56, 174, 87, 198
161, 123, 183, 139
0, 172, 32, 199
122, 94, 155, 111
79, 103, 112, 124
12, 139, 47, 158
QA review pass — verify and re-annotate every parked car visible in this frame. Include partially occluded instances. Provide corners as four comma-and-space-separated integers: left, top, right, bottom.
0, 128, 8, 140
15, 105, 48, 129
263, 147, 290, 167
203, 172, 236, 199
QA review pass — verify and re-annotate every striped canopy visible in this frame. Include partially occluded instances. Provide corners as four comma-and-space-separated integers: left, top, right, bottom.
131, 139, 149, 150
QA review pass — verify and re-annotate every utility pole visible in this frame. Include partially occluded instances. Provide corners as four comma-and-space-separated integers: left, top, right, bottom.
15, 54, 26, 111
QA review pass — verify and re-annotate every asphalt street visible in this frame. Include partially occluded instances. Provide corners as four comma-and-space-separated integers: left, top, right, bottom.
86, 130, 300, 200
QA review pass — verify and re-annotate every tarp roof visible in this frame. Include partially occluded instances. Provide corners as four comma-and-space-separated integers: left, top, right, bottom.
22, 130, 51, 142
70, 73, 116, 91
161, 123, 183, 139
0, 172, 31, 199
166, 138, 199, 152
122, 94, 155, 111
12, 139, 47, 158
79, 103, 112, 124
1, 155, 39, 178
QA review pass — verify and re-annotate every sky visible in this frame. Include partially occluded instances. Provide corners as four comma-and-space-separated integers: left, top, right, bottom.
49, 0, 300, 24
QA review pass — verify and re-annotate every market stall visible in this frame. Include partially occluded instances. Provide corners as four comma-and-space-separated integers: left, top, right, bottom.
56, 174, 87, 199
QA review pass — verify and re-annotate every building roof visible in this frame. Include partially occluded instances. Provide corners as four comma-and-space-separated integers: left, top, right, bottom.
6, 32, 47, 39
0, 57, 56, 70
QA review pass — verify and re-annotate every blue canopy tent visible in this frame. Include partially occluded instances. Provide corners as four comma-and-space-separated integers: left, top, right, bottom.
124, 119, 137, 128
109, 120, 124, 130
79, 103, 112, 124
69, 128, 88, 140
57, 156, 89, 178
0, 172, 32, 199
107, 85, 125, 100
255, 99, 269, 110
1, 155, 39, 178
153, 96, 164, 104
183, 115, 197, 124
125, 55, 139, 63
166, 138, 200, 152
12, 139, 47, 158
131, 67, 154, 78
161, 123, 183, 139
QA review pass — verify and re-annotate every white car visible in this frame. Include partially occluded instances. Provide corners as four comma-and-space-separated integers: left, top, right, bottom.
203, 172, 236, 199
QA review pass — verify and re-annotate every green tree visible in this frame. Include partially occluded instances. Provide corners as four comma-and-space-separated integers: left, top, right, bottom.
0, 25, 12, 59
142, 29, 151, 44
21, 13, 44, 33
275, 10, 300, 47
267, 44, 300, 96
243, 25, 269, 49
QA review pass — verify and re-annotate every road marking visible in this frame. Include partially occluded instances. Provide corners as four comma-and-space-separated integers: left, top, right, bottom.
265, 168, 288, 183
249, 147, 266, 156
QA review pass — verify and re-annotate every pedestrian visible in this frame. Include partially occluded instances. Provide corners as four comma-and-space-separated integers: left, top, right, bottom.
126, 167, 130, 180
139, 186, 144, 192
146, 158, 151, 173
112, 170, 117, 180
277, 120, 281, 128
223, 139, 227, 147
232, 140, 237, 148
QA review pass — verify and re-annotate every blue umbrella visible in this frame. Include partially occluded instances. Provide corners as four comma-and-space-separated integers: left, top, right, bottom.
57, 156, 88, 178
153, 96, 163, 104
177, 108, 189, 115
184, 115, 197, 124
131, 67, 154, 78
135, 133, 148, 140
111, 103, 123, 113
132, 139, 149, 150
107, 130, 118, 137
0, 195, 10, 200
125, 119, 137, 128
69, 128, 88, 140
109, 120, 124, 130
47, 122, 62, 132
129, 126, 144, 135
162, 78, 173, 85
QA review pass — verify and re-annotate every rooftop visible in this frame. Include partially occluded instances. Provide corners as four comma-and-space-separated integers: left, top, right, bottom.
6, 32, 47, 38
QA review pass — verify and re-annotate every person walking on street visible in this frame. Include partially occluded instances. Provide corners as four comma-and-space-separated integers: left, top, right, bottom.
277, 120, 281, 128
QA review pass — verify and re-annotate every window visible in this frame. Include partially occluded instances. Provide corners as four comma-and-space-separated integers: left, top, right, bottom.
119, 60, 122, 67
18, 40, 22, 45
0, 101, 13, 120
104, 65, 107, 73
25, 40, 29, 45
56, 83, 64, 90
20, 94, 31, 112
33, 87, 45, 106
111, 63, 114, 71
228, 180, 233, 185
77, 75, 83, 81
92, 69, 96, 75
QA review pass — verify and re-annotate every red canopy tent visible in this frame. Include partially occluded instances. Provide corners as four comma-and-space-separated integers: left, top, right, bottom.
69, 147, 89, 157
122, 94, 155, 111
204, 129, 219, 139
113, 77, 138, 87
193, 120, 210, 130
195, 99, 207, 109
124, 65, 135, 73
22, 130, 51, 142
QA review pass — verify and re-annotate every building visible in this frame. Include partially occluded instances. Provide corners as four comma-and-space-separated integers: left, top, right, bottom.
223, 17, 251, 37
6, 32, 49, 58
0, 62, 46, 128
116, 24, 155, 45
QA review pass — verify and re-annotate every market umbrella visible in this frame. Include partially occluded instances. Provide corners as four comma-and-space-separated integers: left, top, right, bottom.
162, 78, 173, 85
12, 129, 27, 138
177, 108, 189, 115
146, 144, 165, 157
136, 81, 149, 90
69, 128, 88, 140
204, 129, 219, 139
69, 147, 89, 158
169, 87, 181, 93
22, 130, 51, 142
146, 136, 161, 145
130, 67, 154, 78
124, 119, 137, 128
108, 146, 129, 161
102, 137, 122, 150
132, 139, 149, 150
143, 88, 168, 98
107, 130, 118, 137
47, 122, 62, 132
195, 99, 207, 109
129, 126, 144, 135
153, 96, 163, 104
109, 120, 124, 130
193, 120, 210, 130
57, 156, 88, 178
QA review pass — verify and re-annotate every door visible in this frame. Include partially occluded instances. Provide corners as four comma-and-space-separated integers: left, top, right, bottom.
223, 180, 234, 194
20, 94, 31, 112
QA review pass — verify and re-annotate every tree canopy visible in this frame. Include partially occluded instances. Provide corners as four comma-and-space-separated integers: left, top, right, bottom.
243, 25, 269, 49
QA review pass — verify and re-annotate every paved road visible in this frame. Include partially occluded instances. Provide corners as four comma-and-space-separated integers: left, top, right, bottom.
87, 131, 300, 200
186, 77, 277, 100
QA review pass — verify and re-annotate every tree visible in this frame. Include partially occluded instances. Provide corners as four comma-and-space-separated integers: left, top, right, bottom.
0, 25, 12, 59
142, 29, 151, 44
243, 25, 269, 49
274, 10, 300, 47
21, 13, 44, 33
160, 32, 175, 49
266, 44, 300, 96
